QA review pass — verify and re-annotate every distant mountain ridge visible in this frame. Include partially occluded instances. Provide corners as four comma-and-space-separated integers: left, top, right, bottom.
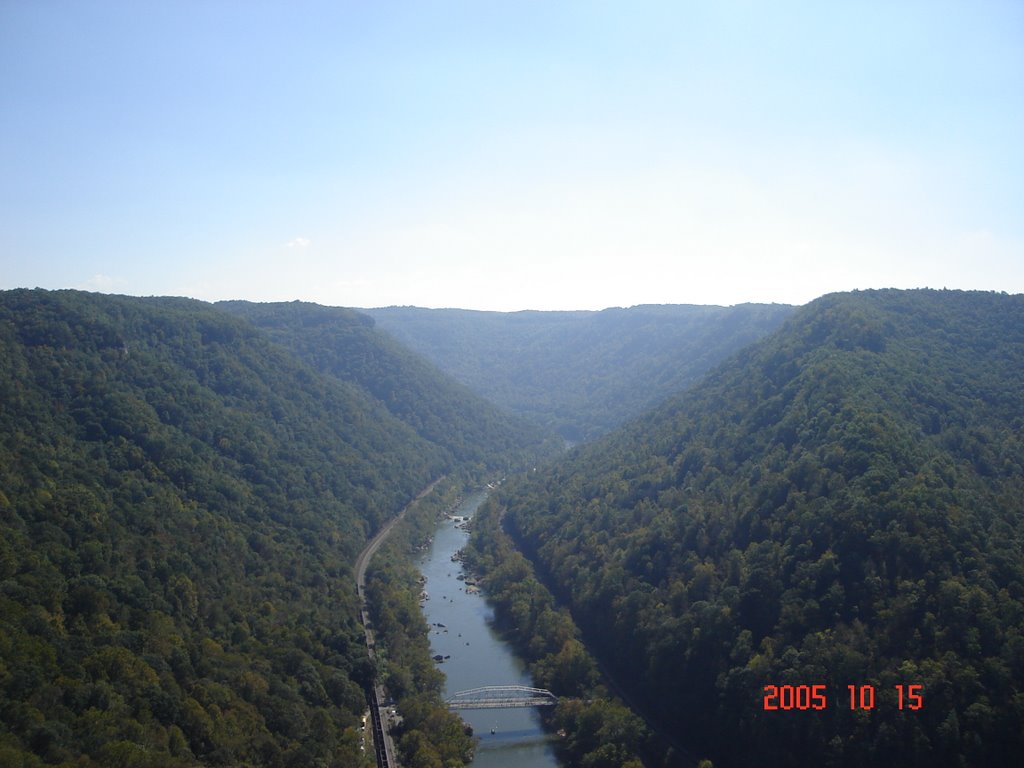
365, 302, 795, 441
494, 289, 1024, 767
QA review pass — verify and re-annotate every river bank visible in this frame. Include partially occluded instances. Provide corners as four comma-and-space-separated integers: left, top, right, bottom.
359, 479, 476, 767
460, 494, 654, 768
418, 490, 562, 768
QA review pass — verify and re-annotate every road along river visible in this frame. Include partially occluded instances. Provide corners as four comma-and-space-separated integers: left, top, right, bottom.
418, 490, 563, 768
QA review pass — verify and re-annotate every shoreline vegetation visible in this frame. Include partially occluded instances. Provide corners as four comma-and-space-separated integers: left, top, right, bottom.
362, 478, 477, 768
364, 476, 668, 768
460, 494, 669, 768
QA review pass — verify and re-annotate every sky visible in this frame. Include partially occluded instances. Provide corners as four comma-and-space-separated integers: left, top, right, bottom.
2, 0, 1022, 311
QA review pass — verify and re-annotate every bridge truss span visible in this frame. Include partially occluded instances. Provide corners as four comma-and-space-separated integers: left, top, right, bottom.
445, 685, 558, 710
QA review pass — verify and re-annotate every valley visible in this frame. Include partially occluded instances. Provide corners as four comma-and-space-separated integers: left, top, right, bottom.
1, 288, 1021, 767
365, 303, 794, 441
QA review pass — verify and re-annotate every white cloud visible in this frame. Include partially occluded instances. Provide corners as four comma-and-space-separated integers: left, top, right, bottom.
286, 236, 311, 249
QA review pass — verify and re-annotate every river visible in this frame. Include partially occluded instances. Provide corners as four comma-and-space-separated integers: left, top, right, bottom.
417, 490, 563, 768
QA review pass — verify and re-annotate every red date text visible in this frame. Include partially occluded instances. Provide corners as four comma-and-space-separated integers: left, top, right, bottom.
763, 684, 923, 711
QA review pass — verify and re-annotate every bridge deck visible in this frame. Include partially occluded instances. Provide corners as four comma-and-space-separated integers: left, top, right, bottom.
445, 685, 558, 710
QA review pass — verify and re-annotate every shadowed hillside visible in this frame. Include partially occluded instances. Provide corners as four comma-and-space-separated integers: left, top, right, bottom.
494, 289, 1024, 767
219, 300, 555, 470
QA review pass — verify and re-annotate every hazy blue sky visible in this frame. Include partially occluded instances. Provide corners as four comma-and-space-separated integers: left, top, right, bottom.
2, 1, 1022, 310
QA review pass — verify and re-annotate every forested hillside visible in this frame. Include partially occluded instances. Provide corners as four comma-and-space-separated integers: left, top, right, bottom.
0, 289, 542, 766
218, 300, 553, 470
495, 290, 1024, 767
366, 303, 794, 441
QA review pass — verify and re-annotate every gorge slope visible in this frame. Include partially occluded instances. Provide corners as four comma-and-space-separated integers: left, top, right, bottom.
496, 289, 1024, 767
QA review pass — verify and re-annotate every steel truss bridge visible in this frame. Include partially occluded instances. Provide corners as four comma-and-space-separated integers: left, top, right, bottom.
445, 685, 558, 710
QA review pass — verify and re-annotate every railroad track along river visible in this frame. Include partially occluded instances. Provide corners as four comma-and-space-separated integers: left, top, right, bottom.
355, 477, 446, 768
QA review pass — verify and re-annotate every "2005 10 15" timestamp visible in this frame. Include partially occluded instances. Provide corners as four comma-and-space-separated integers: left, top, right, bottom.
763, 684, 923, 711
